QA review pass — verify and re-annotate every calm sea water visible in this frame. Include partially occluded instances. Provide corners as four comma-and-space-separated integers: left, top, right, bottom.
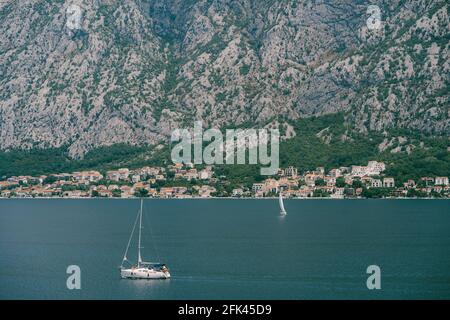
0, 199, 449, 299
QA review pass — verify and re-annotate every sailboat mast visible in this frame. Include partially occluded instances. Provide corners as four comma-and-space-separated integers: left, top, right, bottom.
121, 206, 140, 268
137, 198, 143, 267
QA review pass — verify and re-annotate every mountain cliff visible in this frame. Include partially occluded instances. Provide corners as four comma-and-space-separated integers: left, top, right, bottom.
0, 0, 448, 158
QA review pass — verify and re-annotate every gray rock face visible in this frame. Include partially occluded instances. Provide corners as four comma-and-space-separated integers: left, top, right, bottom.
0, 0, 448, 157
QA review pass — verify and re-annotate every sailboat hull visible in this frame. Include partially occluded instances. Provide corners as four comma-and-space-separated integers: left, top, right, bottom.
121, 267, 171, 279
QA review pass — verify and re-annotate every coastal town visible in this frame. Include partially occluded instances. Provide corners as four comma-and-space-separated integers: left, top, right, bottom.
0, 160, 448, 199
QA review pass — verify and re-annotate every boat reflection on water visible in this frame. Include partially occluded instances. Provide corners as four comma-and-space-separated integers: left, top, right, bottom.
120, 199, 171, 280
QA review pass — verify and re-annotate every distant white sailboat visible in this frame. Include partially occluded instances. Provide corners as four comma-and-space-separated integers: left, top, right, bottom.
120, 199, 170, 279
279, 191, 287, 215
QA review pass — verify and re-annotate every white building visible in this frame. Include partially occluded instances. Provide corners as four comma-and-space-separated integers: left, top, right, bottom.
383, 177, 395, 188
285, 166, 298, 178
252, 183, 264, 193
199, 168, 212, 180
435, 177, 449, 186
107, 168, 130, 181
72, 171, 103, 182
351, 161, 386, 177
232, 188, 244, 197
367, 161, 386, 175
331, 188, 345, 199
371, 179, 382, 188
351, 166, 366, 177
329, 168, 342, 178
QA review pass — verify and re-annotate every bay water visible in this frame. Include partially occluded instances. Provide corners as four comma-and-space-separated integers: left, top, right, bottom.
1, 199, 449, 299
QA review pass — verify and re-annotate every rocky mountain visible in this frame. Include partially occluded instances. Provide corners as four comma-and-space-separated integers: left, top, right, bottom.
0, 0, 448, 158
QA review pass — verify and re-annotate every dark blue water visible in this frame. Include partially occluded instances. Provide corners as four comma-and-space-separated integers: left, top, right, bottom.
0, 199, 449, 299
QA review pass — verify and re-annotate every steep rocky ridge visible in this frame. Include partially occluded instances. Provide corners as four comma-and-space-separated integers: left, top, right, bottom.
0, 0, 448, 158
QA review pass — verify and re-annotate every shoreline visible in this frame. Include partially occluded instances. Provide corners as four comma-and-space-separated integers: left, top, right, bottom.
0, 197, 447, 200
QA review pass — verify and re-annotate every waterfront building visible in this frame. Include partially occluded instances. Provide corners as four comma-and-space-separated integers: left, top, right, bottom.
435, 177, 449, 186
383, 177, 395, 188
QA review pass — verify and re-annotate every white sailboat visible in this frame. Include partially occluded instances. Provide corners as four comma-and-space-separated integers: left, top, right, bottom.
120, 199, 170, 279
279, 191, 287, 215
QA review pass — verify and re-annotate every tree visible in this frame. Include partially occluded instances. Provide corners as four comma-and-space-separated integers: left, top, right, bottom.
134, 188, 149, 198
43, 175, 58, 184
352, 179, 363, 188
112, 189, 122, 198
315, 178, 326, 186
336, 177, 346, 187
407, 189, 428, 198
362, 187, 391, 198
313, 189, 330, 197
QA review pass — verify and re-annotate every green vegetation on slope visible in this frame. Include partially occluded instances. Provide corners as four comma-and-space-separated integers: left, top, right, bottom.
0, 144, 170, 178
0, 114, 448, 185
